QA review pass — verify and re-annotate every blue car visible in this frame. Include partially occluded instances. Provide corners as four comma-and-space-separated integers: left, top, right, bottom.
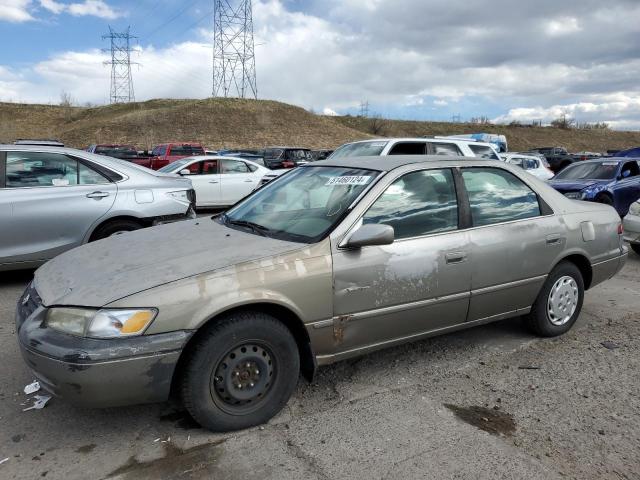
548, 158, 640, 216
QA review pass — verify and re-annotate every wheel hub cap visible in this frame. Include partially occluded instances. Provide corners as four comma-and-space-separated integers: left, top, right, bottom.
212, 344, 274, 407
547, 275, 579, 326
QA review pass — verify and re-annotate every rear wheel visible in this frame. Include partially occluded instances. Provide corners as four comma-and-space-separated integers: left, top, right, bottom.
525, 262, 584, 337
91, 219, 143, 241
181, 311, 300, 432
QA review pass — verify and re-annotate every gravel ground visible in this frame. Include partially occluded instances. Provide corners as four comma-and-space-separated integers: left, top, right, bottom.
0, 253, 638, 480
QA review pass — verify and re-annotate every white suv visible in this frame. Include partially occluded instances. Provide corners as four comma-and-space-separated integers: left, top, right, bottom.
329, 137, 501, 160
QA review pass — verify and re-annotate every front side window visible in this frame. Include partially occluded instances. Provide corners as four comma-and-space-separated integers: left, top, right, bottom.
363, 169, 458, 239
469, 145, 500, 160
432, 143, 463, 156
462, 168, 540, 227
388, 142, 426, 155
224, 166, 378, 243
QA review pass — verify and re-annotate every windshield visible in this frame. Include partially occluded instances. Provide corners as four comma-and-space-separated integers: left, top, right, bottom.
158, 159, 191, 173
222, 166, 380, 243
330, 141, 388, 159
555, 162, 619, 180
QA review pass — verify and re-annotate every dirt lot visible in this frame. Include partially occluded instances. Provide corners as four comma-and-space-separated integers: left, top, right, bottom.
0, 254, 638, 480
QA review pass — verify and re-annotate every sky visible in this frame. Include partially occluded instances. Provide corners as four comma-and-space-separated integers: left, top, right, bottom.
1, 0, 640, 129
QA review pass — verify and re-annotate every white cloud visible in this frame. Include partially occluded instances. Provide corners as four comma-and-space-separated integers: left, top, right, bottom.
67, 0, 120, 19
323, 107, 338, 116
545, 17, 581, 36
0, 0, 34, 22
39, 0, 64, 14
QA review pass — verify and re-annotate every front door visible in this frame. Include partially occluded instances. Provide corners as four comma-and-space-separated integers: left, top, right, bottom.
186, 159, 221, 206
331, 168, 471, 353
460, 167, 564, 321
0, 151, 117, 266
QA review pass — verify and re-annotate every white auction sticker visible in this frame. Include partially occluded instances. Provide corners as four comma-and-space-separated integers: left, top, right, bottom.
52, 178, 70, 186
326, 176, 372, 186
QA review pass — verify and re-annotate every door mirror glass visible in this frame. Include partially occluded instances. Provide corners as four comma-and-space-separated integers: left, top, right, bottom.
179, 169, 191, 176
344, 224, 394, 249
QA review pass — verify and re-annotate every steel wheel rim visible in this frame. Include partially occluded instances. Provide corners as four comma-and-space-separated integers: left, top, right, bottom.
547, 275, 579, 326
210, 342, 275, 415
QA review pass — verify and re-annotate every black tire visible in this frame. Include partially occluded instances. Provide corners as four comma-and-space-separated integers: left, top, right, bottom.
525, 261, 584, 337
595, 193, 614, 206
181, 311, 299, 432
631, 244, 640, 255
91, 219, 142, 241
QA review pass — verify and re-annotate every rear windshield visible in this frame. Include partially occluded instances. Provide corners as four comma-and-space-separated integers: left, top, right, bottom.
469, 144, 500, 160
330, 141, 388, 159
95, 146, 138, 158
169, 145, 205, 156
555, 162, 619, 180
264, 149, 284, 159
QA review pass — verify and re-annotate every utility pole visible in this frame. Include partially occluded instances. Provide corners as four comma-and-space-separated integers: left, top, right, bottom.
102, 26, 138, 104
212, 0, 258, 99
359, 100, 370, 118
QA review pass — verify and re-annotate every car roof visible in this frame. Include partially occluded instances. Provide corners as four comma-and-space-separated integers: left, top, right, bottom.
311, 154, 495, 171
265, 146, 310, 150
579, 157, 629, 164
342, 137, 497, 148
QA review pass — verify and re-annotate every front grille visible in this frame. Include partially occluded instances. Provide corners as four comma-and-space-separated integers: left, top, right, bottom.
17, 283, 42, 326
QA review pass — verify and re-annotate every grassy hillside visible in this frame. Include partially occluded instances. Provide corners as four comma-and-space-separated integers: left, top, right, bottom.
334, 116, 640, 153
1, 98, 640, 153
0, 98, 370, 150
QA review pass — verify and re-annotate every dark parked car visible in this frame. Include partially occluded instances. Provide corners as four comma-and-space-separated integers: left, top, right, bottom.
86, 144, 147, 162
527, 147, 574, 172
548, 158, 640, 216
263, 147, 311, 169
218, 150, 266, 167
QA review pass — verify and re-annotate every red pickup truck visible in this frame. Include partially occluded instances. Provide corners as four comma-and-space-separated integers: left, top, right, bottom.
140, 143, 206, 170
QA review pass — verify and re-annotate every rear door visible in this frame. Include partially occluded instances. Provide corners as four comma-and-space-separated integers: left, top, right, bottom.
0, 151, 117, 266
460, 167, 563, 321
219, 159, 257, 204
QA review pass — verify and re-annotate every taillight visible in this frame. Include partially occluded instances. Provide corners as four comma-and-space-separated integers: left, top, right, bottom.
618, 223, 624, 235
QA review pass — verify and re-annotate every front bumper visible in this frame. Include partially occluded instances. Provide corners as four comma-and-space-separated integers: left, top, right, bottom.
623, 214, 640, 244
16, 285, 193, 408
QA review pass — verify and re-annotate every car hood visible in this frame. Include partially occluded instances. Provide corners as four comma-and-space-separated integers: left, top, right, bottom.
34, 219, 304, 307
547, 179, 606, 192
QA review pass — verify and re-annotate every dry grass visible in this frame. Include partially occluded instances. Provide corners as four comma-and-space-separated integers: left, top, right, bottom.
2, 98, 640, 152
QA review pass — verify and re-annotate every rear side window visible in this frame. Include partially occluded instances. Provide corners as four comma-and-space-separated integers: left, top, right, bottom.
469, 145, 499, 160
461, 168, 541, 227
6, 152, 79, 188
331, 141, 388, 158
78, 162, 110, 184
388, 142, 426, 155
221, 159, 249, 174
431, 142, 463, 156
363, 169, 458, 239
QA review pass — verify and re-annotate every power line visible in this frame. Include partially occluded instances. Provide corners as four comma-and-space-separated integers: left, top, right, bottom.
102, 26, 139, 104
212, 0, 257, 99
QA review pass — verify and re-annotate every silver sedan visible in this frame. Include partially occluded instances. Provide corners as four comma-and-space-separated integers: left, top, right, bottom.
0, 146, 196, 271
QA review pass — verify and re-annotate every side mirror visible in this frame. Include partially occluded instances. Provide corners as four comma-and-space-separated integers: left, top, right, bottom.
179, 169, 191, 176
343, 224, 394, 249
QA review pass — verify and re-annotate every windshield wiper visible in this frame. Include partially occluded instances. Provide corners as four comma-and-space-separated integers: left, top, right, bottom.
225, 217, 272, 237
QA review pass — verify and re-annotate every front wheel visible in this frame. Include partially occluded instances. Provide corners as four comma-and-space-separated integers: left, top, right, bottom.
525, 261, 584, 337
181, 311, 300, 432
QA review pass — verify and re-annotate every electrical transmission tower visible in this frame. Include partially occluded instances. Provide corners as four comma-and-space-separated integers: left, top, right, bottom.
102, 26, 138, 104
212, 0, 257, 99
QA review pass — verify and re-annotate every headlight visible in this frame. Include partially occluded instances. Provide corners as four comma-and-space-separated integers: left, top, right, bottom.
166, 190, 190, 204
45, 308, 157, 338
629, 202, 640, 216
564, 192, 584, 200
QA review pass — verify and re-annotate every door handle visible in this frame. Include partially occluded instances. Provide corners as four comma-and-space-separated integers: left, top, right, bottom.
86, 191, 110, 199
445, 251, 467, 264
546, 234, 562, 246
244, 179, 254, 183
208, 181, 219, 184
